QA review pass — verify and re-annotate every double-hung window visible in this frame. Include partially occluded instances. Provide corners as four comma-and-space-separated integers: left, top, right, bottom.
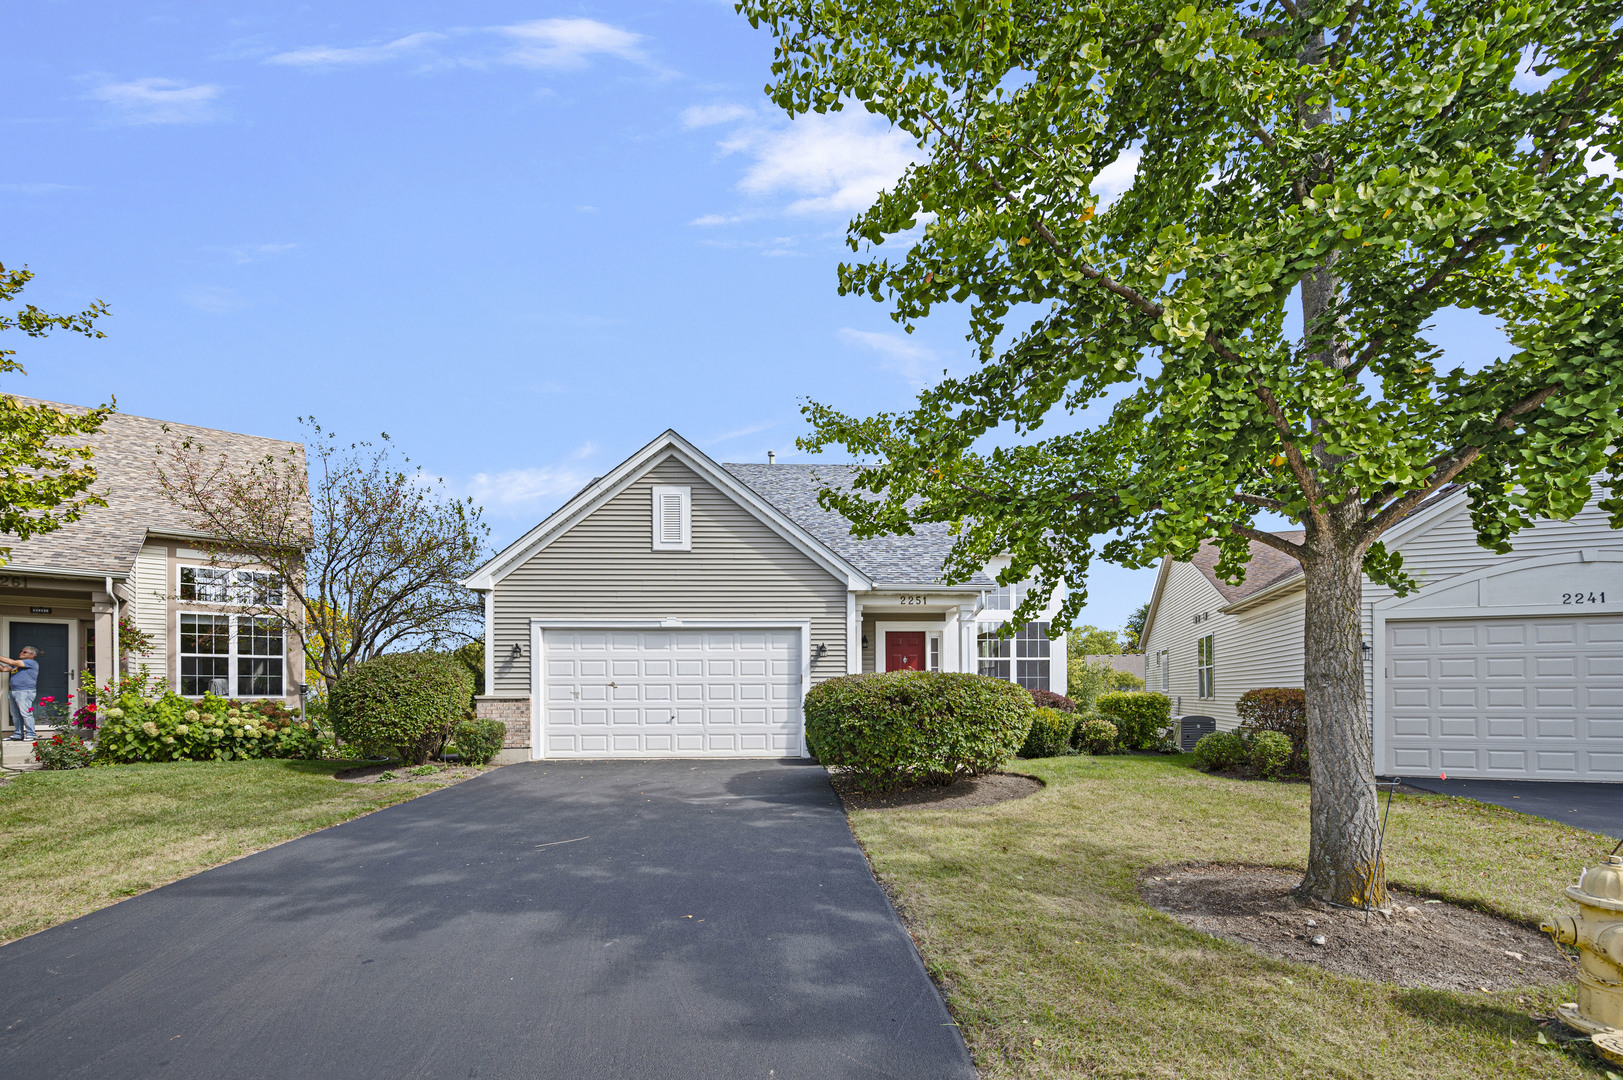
977, 621, 1052, 690
181, 566, 284, 605
179, 614, 286, 697
1196, 634, 1215, 699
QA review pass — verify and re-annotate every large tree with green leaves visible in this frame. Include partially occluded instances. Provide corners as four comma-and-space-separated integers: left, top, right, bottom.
0, 263, 111, 562
739, 0, 1622, 905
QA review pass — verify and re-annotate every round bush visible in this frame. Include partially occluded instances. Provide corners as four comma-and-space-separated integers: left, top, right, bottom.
1073, 715, 1119, 755
1020, 707, 1073, 758
804, 671, 1033, 792
1237, 688, 1307, 772
1247, 730, 1293, 779
1028, 688, 1076, 713
1095, 691, 1172, 751
1192, 731, 1247, 772
451, 718, 507, 766
330, 652, 473, 765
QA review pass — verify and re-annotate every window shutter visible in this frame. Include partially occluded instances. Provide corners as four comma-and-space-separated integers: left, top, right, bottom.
650, 485, 691, 550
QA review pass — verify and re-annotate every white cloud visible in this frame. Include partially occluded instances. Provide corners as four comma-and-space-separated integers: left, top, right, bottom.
729, 110, 922, 216
468, 465, 591, 508
838, 327, 939, 387
264, 20, 649, 74
0, 182, 84, 195
498, 18, 646, 70
214, 242, 297, 265
267, 32, 443, 67
568, 441, 596, 460
91, 78, 222, 125
181, 285, 244, 312
690, 212, 748, 226
1093, 148, 1141, 205
702, 420, 781, 446
682, 103, 752, 129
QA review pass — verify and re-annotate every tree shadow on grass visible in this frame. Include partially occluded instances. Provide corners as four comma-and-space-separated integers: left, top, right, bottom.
1391, 989, 1609, 1073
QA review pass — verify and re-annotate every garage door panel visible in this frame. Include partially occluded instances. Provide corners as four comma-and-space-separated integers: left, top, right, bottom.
1387, 614, 1623, 781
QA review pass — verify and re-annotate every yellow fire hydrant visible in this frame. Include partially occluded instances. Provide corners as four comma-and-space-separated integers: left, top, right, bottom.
1543, 853, 1623, 1057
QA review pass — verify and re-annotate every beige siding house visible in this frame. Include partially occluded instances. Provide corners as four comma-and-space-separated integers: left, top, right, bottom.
1141, 488, 1623, 782
0, 400, 306, 761
463, 431, 1068, 760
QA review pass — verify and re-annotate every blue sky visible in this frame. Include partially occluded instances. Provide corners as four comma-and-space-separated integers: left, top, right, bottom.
4, 2, 1525, 637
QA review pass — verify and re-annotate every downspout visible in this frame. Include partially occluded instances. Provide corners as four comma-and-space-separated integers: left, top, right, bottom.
105, 575, 119, 687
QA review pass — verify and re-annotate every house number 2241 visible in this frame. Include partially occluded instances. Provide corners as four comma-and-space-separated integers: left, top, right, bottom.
1563, 591, 1606, 604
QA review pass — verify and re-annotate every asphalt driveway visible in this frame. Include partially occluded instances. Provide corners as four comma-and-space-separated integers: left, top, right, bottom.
0, 760, 975, 1080
1399, 775, 1623, 838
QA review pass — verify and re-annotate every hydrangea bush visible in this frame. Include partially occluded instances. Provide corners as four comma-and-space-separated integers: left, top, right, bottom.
93, 686, 319, 764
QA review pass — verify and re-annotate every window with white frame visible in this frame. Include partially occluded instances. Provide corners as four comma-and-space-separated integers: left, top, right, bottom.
1158, 649, 1170, 691
1196, 634, 1215, 698
650, 485, 691, 551
981, 582, 1027, 611
179, 613, 285, 697
928, 635, 941, 673
978, 621, 1051, 690
1015, 622, 1052, 690
180, 565, 284, 606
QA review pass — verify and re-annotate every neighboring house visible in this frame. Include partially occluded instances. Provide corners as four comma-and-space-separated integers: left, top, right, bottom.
462, 430, 1067, 760
1141, 487, 1623, 782
0, 399, 307, 738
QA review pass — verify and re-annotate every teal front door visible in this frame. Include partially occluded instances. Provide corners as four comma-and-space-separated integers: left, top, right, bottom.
9, 622, 71, 727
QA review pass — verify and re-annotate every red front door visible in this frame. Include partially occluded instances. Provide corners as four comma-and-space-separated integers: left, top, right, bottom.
886, 632, 926, 671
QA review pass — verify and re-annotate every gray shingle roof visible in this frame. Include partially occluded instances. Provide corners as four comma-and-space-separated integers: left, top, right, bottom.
1, 397, 306, 577
722, 463, 993, 587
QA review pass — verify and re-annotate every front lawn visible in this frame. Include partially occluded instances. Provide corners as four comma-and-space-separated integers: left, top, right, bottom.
0, 759, 445, 945
850, 754, 1614, 1079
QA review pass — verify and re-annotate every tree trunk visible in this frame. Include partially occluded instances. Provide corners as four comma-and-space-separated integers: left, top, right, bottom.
1297, 538, 1388, 908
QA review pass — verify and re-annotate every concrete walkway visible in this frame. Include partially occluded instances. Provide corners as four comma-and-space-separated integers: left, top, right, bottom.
0, 759, 976, 1080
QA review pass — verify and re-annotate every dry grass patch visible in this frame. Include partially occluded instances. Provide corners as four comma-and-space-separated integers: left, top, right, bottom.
0, 759, 446, 944
849, 753, 1614, 1080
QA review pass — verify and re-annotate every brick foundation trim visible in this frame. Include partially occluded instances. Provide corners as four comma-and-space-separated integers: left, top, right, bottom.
475, 696, 531, 748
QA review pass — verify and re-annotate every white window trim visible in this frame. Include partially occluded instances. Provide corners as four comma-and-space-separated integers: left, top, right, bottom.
1196, 634, 1215, 699
177, 563, 285, 608
650, 485, 692, 552
176, 611, 288, 699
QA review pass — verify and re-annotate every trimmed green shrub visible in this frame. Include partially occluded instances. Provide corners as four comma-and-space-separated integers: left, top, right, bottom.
804, 671, 1032, 791
1192, 731, 1248, 772
1095, 691, 1172, 751
451, 718, 507, 766
1020, 707, 1074, 758
1237, 688, 1308, 772
330, 652, 474, 765
1073, 715, 1119, 755
1029, 689, 1076, 713
1247, 730, 1293, 779
95, 690, 320, 763
33, 731, 93, 769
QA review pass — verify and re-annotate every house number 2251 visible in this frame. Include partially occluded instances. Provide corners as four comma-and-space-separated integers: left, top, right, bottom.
898, 595, 928, 605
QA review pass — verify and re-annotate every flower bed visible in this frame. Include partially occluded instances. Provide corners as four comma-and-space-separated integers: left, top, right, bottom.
94, 691, 319, 763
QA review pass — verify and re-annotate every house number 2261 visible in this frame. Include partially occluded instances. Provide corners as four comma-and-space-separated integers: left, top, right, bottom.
1563, 591, 1606, 604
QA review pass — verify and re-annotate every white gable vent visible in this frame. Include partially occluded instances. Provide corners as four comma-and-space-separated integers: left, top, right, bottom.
651, 485, 691, 551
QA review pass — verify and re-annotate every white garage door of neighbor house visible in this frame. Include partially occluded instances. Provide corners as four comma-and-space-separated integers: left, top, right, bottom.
1386, 615, 1623, 781
541, 628, 803, 758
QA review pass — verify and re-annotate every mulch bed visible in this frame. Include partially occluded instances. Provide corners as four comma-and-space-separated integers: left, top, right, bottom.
334, 763, 489, 786
1141, 862, 1573, 991
831, 771, 1043, 811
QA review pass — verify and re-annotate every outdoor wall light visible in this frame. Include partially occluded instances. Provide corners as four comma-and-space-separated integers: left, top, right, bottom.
510, 643, 522, 659
811, 643, 828, 663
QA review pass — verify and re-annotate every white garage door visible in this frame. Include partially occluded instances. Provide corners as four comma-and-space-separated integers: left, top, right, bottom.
1386, 615, 1623, 780
541, 628, 803, 758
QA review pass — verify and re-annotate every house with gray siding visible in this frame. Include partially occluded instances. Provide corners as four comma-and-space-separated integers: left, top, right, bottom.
462, 430, 1068, 760
1141, 486, 1623, 782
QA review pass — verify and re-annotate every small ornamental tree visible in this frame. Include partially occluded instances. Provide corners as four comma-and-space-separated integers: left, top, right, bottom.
740, 0, 1623, 906
1237, 688, 1309, 771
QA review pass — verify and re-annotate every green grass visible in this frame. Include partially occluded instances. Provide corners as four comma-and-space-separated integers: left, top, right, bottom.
0, 759, 441, 944
848, 754, 1617, 1079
